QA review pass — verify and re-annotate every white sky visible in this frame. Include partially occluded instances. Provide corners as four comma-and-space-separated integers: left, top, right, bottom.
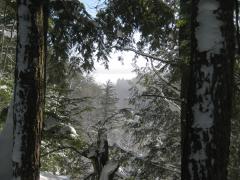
92, 51, 146, 84
81, 0, 145, 84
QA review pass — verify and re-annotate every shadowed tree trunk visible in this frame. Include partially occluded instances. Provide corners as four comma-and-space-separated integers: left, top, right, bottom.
182, 0, 235, 179
12, 0, 46, 179
179, 0, 191, 178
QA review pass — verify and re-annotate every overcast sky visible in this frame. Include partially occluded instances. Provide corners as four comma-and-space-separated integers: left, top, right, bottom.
93, 51, 147, 84
81, 0, 144, 84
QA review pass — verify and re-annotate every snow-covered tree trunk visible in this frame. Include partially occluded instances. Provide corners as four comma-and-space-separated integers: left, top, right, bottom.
13, 0, 46, 179
182, 0, 235, 179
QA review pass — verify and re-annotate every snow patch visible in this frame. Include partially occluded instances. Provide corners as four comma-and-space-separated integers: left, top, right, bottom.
17, 2, 31, 73
195, 0, 223, 55
190, 64, 214, 178
0, 85, 8, 90
44, 117, 78, 138
188, 129, 212, 179
12, 0, 32, 168
190, 0, 222, 173
12, 85, 29, 165
192, 64, 214, 128
59, 124, 78, 138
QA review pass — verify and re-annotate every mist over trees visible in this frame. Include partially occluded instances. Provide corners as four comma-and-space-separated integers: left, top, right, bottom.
0, 0, 240, 180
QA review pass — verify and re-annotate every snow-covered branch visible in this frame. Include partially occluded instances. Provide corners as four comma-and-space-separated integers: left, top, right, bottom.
116, 46, 178, 65
112, 144, 180, 174
141, 93, 183, 103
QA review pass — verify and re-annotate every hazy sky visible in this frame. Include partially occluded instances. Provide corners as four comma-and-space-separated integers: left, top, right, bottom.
81, 0, 143, 84
93, 51, 146, 84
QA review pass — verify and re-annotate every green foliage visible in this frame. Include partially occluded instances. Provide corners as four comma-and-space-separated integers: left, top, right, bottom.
41, 134, 88, 177
47, 0, 98, 76
94, 0, 177, 60
176, 18, 187, 28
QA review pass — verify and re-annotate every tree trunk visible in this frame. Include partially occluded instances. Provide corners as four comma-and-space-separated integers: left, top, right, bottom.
179, 0, 191, 178
12, 0, 46, 179
182, 0, 235, 179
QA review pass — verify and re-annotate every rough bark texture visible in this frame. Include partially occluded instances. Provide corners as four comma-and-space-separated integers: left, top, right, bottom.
179, 0, 191, 177
182, 0, 235, 179
13, 0, 45, 179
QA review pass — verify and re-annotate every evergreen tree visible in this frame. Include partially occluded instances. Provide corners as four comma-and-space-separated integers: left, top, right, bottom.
0, 0, 16, 75
123, 69, 180, 179
99, 80, 118, 124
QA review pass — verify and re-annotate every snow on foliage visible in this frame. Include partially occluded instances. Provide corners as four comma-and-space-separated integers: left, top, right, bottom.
0, 85, 8, 90
44, 116, 78, 138
40, 172, 69, 180
99, 161, 119, 180
59, 124, 78, 138
189, 0, 223, 178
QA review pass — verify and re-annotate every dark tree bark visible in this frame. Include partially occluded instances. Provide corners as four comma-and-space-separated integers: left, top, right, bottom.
12, 0, 46, 179
179, 0, 191, 178
182, 0, 235, 179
